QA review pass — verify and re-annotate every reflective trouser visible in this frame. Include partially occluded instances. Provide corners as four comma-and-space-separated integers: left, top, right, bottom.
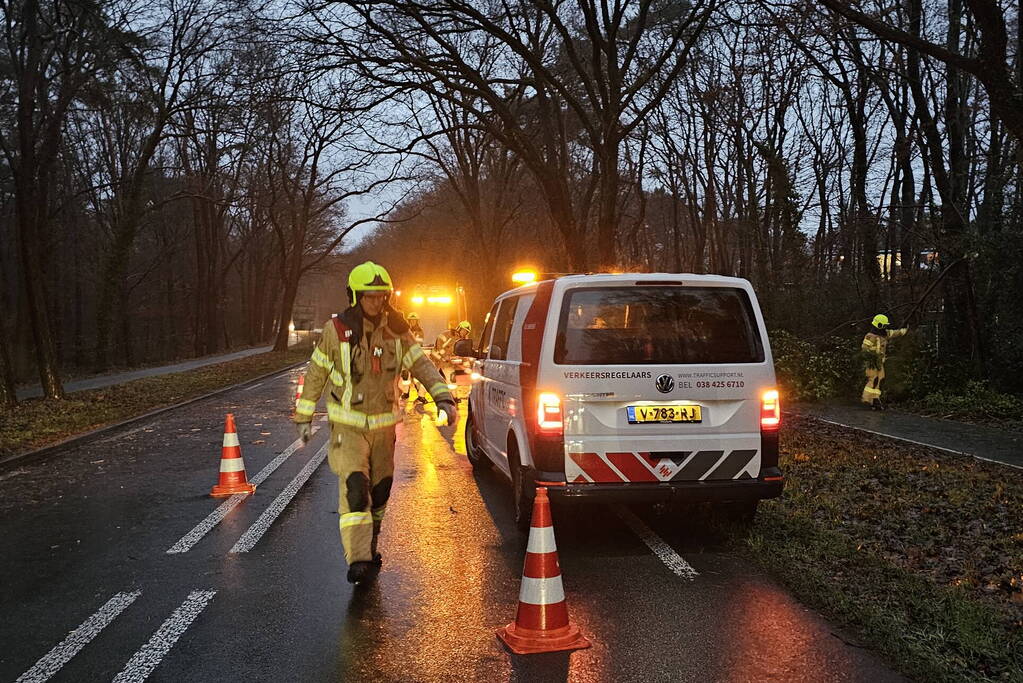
328, 425, 396, 565
862, 365, 885, 404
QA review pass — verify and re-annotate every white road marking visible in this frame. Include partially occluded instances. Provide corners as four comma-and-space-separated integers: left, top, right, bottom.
802, 414, 1023, 472
166, 429, 320, 554
112, 590, 216, 683
15, 591, 141, 683
616, 506, 699, 581
242, 382, 264, 391
230, 443, 327, 553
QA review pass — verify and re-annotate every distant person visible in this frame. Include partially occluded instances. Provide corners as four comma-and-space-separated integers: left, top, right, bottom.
861, 314, 908, 411
407, 312, 424, 344
294, 261, 455, 585
434, 320, 471, 384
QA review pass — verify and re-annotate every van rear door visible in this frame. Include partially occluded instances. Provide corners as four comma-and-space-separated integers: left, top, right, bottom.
554, 284, 771, 484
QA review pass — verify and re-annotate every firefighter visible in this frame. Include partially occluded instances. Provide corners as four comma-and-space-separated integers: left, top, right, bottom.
402, 313, 425, 401
432, 320, 459, 380
861, 314, 908, 410
407, 313, 424, 344
295, 261, 456, 584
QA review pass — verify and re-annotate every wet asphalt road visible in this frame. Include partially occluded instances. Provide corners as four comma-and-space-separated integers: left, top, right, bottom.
1, 368, 904, 682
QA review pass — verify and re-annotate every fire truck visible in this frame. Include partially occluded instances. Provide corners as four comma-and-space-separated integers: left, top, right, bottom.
399, 283, 469, 347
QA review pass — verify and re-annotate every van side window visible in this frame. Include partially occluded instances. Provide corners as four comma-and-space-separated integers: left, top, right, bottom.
487, 297, 519, 361
479, 302, 499, 357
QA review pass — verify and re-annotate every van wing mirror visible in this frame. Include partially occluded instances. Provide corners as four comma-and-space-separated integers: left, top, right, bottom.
453, 339, 476, 357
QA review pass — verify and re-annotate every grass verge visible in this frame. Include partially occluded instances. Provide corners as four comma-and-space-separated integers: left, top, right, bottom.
742, 415, 1023, 682
0, 345, 312, 459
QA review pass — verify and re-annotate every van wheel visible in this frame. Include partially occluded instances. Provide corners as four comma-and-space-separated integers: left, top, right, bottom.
509, 443, 534, 531
465, 407, 490, 471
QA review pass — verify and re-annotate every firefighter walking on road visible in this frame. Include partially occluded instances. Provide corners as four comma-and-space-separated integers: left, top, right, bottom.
295, 262, 456, 585
432, 320, 471, 383
861, 314, 908, 411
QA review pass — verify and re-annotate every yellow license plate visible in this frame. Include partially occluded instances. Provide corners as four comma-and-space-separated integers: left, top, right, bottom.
627, 405, 702, 424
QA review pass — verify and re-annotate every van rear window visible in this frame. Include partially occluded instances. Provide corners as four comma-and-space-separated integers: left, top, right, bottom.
554, 286, 764, 365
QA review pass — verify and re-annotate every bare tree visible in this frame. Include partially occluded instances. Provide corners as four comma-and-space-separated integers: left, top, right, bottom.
300, 0, 716, 270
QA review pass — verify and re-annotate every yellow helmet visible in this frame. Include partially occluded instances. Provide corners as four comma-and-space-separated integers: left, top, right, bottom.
872, 314, 890, 329
458, 320, 472, 331
407, 312, 420, 321
347, 261, 393, 305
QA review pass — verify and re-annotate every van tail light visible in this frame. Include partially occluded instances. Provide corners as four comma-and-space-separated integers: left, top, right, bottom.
537, 393, 563, 433
760, 389, 780, 430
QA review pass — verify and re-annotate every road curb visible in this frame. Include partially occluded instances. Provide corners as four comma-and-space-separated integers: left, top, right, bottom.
0, 360, 308, 472
789, 410, 1023, 471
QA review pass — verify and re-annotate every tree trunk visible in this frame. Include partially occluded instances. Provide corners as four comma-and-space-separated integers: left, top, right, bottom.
0, 308, 17, 407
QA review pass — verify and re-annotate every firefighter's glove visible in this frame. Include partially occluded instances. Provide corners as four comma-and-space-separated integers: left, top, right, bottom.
296, 421, 313, 443
436, 400, 457, 427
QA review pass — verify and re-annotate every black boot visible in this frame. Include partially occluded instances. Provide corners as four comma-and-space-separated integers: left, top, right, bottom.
346, 561, 376, 585
872, 398, 885, 411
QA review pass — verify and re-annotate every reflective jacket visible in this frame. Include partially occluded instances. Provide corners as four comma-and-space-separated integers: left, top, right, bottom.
432, 329, 457, 363
862, 327, 908, 364
295, 309, 451, 430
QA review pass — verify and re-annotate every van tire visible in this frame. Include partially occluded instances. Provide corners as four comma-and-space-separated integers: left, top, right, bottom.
465, 407, 490, 471
508, 441, 533, 531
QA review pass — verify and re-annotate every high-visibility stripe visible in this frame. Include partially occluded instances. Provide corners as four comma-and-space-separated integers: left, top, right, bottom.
429, 382, 448, 397
339, 342, 353, 409
340, 511, 373, 528
372, 507, 386, 522
367, 412, 400, 429
222, 432, 240, 448
219, 458, 245, 473
329, 370, 345, 386
517, 575, 565, 605
296, 399, 316, 416
526, 526, 557, 554
326, 404, 399, 430
402, 345, 425, 369
311, 347, 332, 369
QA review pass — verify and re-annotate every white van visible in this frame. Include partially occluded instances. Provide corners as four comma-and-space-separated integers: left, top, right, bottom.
455, 273, 784, 528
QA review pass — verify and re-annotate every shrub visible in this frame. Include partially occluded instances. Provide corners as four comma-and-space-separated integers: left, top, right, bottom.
770, 330, 861, 402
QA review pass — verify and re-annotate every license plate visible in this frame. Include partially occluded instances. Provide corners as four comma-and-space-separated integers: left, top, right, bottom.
627, 405, 702, 424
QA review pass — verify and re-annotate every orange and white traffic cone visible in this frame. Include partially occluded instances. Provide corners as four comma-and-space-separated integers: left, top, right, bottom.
497, 487, 590, 655
211, 413, 256, 498
294, 374, 305, 412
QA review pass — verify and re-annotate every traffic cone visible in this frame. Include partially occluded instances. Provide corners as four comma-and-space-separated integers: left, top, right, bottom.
211, 413, 256, 498
294, 374, 305, 411
497, 487, 590, 655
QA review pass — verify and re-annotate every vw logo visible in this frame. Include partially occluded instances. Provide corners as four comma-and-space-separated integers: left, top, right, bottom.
655, 374, 675, 393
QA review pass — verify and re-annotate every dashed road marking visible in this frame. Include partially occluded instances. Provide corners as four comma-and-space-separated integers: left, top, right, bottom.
230, 442, 328, 553
15, 591, 141, 683
616, 506, 699, 581
166, 428, 320, 554
112, 590, 216, 683
242, 382, 263, 391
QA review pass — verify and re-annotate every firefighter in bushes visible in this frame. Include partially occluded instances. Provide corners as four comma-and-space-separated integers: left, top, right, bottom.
861, 314, 908, 411
295, 261, 456, 584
